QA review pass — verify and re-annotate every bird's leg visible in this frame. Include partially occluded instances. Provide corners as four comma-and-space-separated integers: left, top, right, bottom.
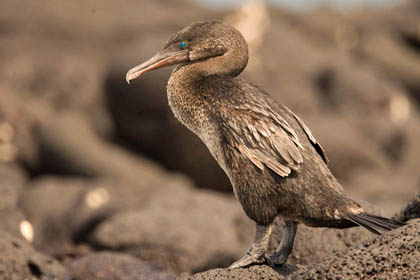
270, 221, 298, 265
229, 223, 273, 269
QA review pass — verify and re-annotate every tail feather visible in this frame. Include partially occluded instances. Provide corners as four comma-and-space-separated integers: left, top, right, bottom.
348, 213, 406, 235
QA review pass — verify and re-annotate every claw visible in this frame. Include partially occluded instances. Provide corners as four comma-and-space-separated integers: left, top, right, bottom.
264, 253, 275, 267
229, 224, 273, 269
228, 253, 274, 269
228, 254, 265, 269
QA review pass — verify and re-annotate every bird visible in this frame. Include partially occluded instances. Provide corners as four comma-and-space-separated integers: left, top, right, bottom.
126, 20, 405, 269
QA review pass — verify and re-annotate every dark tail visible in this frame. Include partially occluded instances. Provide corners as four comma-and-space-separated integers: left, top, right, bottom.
348, 213, 406, 235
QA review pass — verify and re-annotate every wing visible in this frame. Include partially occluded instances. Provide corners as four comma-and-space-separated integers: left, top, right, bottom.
283, 106, 328, 164
220, 106, 304, 177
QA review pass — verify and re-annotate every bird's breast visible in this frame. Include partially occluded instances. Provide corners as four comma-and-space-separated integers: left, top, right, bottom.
167, 89, 206, 134
167, 72, 212, 133
167, 81, 231, 177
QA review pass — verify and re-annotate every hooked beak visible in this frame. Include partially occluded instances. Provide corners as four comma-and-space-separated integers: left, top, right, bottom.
126, 49, 189, 84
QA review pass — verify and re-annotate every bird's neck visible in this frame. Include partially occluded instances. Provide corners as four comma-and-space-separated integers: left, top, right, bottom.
166, 47, 248, 132
166, 66, 209, 134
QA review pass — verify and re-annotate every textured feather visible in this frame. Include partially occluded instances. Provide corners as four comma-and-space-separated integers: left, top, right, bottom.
348, 213, 405, 235
220, 106, 303, 177
283, 106, 328, 164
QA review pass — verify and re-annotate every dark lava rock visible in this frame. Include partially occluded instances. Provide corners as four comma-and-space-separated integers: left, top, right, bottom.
0, 230, 67, 280
295, 219, 420, 279
0, 162, 26, 187
0, 208, 25, 240
344, 169, 419, 216
19, 177, 89, 257
360, 2, 420, 105
35, 111, 172, 183
394, 192, 420, 222
19, 173, 203, 258
304, 114, 390, 182
0, 0, 218, 177
0, 91, 40, 168
67, 251, 174, 280
91, 182, 253, 274
178, 265, 287, 280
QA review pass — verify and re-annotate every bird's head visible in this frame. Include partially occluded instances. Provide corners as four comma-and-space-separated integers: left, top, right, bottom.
126, 20, 248, 84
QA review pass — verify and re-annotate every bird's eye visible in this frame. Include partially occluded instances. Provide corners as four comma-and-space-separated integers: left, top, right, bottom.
179, 41, 187, 48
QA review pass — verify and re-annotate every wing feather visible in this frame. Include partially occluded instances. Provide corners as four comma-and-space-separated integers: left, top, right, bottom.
221, 107, 304, 177
283, 106, 328, 164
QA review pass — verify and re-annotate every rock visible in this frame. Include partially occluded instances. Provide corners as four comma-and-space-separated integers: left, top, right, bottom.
394, 192, 420, 222
19, 177, 89, 257
179, 265, 287, 280
0, 90, 39, 167
303, 114, 390, 182
19, 174, 186, 257
395, 117, 420, 177
0, 163, 26, 238
0, 162, 26, 187
0, 0, 219, 177
20, 171, 247, 270
361, 1, 420, 104
295, 219, 420, 279
0, 164, 25, 211
0, 209, 26, 241
91, 182, 253, 274
34, 111, 187, 189
344, 169, 419, 216
67, 251, 174, 280
0, 230, 67, 280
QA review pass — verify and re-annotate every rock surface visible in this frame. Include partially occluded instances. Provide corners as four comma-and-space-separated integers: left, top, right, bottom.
179, 266, 287, 280
295, 219, 420, 279
19, 177, 91, 257
0, 230, 67, 280
394, 192, 420, 222
67, 251, 174, 280
91, 182, 253, 274
0, 163, 26, 238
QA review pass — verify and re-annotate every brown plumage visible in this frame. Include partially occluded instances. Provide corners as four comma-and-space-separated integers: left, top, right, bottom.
126, 20, 405, 268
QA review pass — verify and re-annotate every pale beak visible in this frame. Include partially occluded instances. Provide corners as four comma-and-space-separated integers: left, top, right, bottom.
126, 49, 189, 84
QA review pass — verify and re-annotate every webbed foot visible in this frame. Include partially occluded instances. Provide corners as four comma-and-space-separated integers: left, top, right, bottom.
228, 224, 273, 269
229, 253, 274, 269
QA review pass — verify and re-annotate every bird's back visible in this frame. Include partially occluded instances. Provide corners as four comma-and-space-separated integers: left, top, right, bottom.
195, 76, 361, 226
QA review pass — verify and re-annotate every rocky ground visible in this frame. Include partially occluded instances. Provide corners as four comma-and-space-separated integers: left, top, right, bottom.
0, 0, 419, 279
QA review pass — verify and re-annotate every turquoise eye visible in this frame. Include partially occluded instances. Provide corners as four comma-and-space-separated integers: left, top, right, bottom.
179, 42, 187, 48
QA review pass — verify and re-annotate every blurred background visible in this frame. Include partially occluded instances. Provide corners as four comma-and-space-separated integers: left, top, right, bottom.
0, 0, 419, 279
